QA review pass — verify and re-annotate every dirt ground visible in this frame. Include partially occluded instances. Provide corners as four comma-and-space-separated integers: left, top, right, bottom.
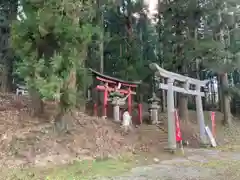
97, 148, 240, 180
0, 93, 239, 169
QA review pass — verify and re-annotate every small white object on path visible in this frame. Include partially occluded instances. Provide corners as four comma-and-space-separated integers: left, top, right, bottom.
122, 111, 131, 127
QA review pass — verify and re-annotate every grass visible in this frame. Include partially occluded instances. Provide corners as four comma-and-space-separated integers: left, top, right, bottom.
0, 151, 181, 180
1, 148, 240, 180
45, 159, 133, 180
0, 156, 135, 180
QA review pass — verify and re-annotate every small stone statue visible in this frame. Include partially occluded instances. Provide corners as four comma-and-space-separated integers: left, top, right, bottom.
121, 110, 132, 133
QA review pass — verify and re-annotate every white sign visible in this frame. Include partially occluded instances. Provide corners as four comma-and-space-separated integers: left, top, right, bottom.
205, 126, 217, 147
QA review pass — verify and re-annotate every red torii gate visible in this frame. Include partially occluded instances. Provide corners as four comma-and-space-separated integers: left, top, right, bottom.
89, 68, 142, 124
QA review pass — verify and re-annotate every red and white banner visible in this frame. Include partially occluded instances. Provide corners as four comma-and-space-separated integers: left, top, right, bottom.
174, 109, 182, 142
211, 111, 216, 137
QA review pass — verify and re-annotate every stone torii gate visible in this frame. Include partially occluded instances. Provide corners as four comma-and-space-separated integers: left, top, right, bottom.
149, 63, 209, 151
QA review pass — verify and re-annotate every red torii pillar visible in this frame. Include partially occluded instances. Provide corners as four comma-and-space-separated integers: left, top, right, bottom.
89, 68, 142, 124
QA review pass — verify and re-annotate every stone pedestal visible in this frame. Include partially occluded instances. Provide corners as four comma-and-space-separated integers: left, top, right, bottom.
148, 95, 160, 125
111, 97, 125, 122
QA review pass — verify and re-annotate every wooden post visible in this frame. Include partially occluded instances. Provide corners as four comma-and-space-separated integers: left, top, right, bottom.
103, 83, 108, 118
92, 80, 98, 116
138, 103, 142, 124
195, 84, 207, 145
138, 94, 143, 124
128, 87, 132, 115
167, 78, 177, 151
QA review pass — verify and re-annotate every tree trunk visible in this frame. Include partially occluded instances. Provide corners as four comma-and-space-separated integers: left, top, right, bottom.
178, 82, 188, 122
218, 75, 224, 112
54, 104, 74, 133
54, 4, 79, 132
218, 9, 225, 113
97, 0, 104, 74
175, 11, 188, 121
1, 66, 11, 92
55, 66, 77, 132
220, 73, 232, 126
1, 48, 14, 92
99, 14, 104, 74
0, 0, 17, 92
161, 78, 166, 112
29, 88, 44, 116
178, 59, 189, 122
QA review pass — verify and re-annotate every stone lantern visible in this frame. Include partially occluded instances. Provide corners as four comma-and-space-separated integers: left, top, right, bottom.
148, 93, 160, 125
111, 96, 126, 122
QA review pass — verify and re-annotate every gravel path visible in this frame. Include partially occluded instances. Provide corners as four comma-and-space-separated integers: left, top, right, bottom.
99, 149, 240, 180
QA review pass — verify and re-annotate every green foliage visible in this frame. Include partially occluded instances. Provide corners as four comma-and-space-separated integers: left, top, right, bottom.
8, 0, 240, 116
11, 0, 98, 111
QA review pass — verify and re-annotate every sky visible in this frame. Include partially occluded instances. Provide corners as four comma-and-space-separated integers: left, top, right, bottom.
144, 0, 158, 18
145, 0, 158, 12
17, 0, 159, 21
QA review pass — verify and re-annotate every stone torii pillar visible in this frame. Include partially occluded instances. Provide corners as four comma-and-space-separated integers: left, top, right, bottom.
196, 84, 207, 144
166, 78, 176, 150
149, 63, 209, 151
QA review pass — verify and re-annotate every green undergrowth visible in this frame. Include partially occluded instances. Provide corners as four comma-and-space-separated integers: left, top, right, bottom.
1, 155, 135, 180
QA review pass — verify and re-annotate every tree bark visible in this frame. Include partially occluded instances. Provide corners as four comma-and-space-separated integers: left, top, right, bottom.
161, 78, 166, 112
99, 14, 104, 74
175, 11, 188, 122
178, 81, 188, 122
220, 73, 232, 126
1, 66, 12, 92
177, 73, 189, 122
29, 88, 44, 116
0, 0, 17, 92
54, 3, 80, 132
54, 68, 76, 132
217, 8, 232, 125
97, 0, 104, 74
218, 75, 224, 112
